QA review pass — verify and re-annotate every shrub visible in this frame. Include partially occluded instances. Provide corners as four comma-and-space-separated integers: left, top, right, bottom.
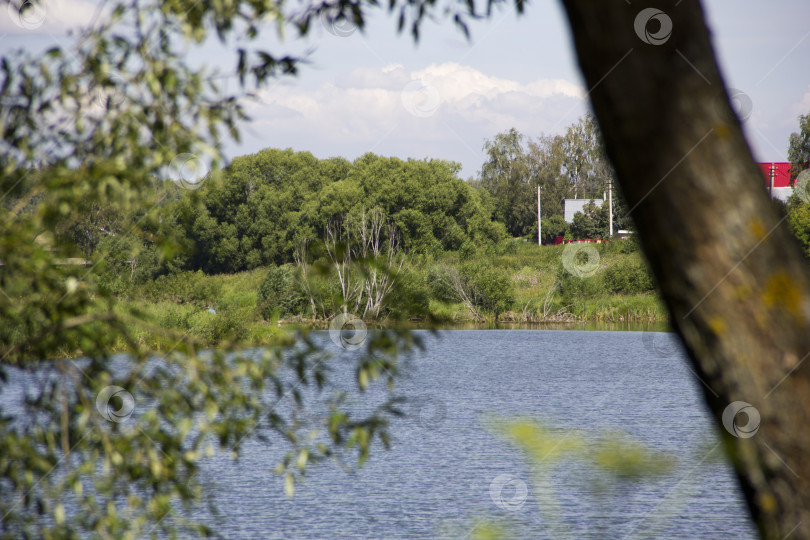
385, 270, 430, 319
425, 264, 457, 302
456, 262, 515, 318
787, 197, 810, 259
602, 256, 655, 294
618, 236, 640, 254
458, 239, 476, 261
188, 307, 250, 343
600, 234, 640, 255
137, 270, 222, 306
541, 215, 570, 245
158, 305, 193, 331
95, 235, 162, 296
469, 265, 515, 317
257, 264, 308, 320
495, 238, 520, 255
556, 262, 607, 308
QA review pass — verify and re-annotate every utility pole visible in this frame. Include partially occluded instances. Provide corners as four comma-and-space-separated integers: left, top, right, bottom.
608, 179, 614, 237
769, 163, 775, 198
537, 185, 542, 246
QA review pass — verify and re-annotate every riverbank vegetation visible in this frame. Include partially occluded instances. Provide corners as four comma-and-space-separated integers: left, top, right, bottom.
97, 238, 666, 350
22, 119, 660, 348
21, 121, 810, 352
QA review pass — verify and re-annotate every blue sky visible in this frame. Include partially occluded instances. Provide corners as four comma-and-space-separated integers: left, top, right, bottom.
2, 0, 809, 179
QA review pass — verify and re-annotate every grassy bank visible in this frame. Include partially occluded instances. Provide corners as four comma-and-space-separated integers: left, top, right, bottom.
424, 240, 666, 323
104, 239, 667, 350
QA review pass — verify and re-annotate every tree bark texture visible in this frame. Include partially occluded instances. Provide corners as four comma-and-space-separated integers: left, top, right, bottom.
560, 1, 810, 538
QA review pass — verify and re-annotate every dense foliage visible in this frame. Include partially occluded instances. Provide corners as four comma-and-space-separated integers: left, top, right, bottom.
167, 149, 503, 273
257, 264, 308, 319
788, 110, 810, 181
786, 195, 810, 259
84, 119, 640, 298
553, 238, 655, 310
782, 107, 810, 259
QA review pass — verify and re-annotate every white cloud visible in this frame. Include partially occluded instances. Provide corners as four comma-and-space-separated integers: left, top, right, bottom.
241, 62, 586, 176
1, 0, 99, 35
790, 85, 810, 118
254, 62, 584, 134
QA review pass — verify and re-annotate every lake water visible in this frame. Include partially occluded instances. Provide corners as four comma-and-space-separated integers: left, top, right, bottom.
197, 330, 757, 539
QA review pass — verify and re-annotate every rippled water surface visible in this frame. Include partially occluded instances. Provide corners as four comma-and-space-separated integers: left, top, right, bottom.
199, 330, 757, 539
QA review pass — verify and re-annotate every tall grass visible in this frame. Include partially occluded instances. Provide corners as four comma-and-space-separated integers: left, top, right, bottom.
100, 239, 667, 353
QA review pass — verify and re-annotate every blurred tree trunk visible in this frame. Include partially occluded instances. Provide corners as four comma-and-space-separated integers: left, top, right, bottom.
560, 1, 810, 538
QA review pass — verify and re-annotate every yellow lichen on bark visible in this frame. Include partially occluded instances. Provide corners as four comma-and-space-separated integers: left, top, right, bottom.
749, 219, 766, 241
708, 316, 728, 336
763, 272, 802, 321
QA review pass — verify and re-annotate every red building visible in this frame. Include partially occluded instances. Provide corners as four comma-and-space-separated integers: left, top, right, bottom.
758, 162, 791, 188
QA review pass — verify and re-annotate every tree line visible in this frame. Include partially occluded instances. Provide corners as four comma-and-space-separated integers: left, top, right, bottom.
44, 111, 810, 305
56, 115, 642, 294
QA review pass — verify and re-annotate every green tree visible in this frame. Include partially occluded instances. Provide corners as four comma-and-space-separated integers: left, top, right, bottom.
602, 257, 655, 294
558, 114, 613, 199
568, 191, 632, 240
470, 265, 515, 318
163, 150, 499, 270
478, 128, 536, 237
786, 196, 810, 259
788, 111, 810, 181
529, 115, 615, 204
479, 117, 618, 238
543, 215, 570, 244
527, 134, 570, 217
257, 264, 308, 319
569, 200, 605, 239
94, 232, 162, 295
